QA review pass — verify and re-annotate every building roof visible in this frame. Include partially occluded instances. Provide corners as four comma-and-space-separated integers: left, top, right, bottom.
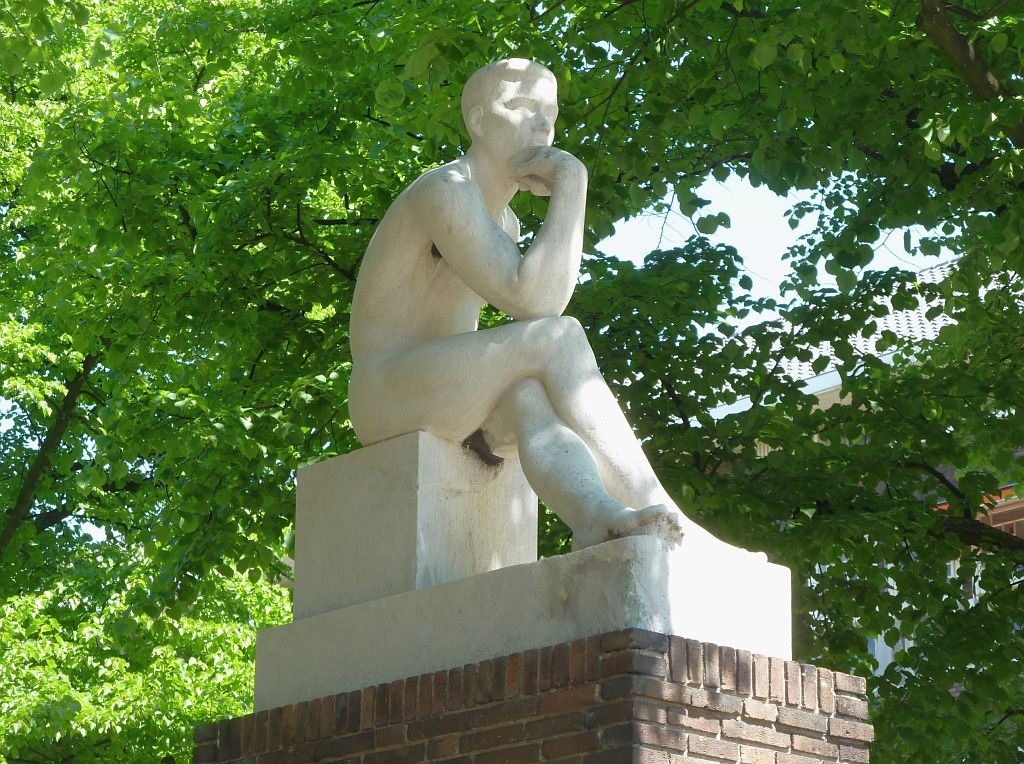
780, 260, 957, 387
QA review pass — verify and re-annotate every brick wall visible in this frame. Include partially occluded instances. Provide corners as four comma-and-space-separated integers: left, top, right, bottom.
194, 629, 872, 763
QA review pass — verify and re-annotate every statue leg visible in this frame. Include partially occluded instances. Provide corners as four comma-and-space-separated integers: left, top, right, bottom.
348, 315, 704, 547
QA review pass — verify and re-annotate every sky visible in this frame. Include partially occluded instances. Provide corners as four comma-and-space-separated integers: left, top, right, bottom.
597, 174, 936, 301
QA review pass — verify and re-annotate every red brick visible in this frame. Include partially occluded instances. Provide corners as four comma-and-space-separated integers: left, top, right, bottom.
389, 680, 404, 724
777, 754, 822, 764
740, 746, 775, 764
736, 650, 752, 696
472, 696, 537, 727
834, 672, 867, 695
685, 639, 703, 685
192, 742, 216, 763
240, 713, 256, 756
753, 655, 770, 700
403, 677, 419, 722
585, 700, 635, 729
433, 670, 447, 714
668, 709, 721, 736
541, 730, 601, 758
462, 662, 477, 709
254, 709, 269, 752
769, 658, 786, 704
418, 672, 433, 718
525, 711, 585, 739
523, 649, 540, 695
361, 686, 376, 730
313, 729, 376, 759
598, 722, 634, 747
540, 684, 600, 714
347, 690, 362, 732
552, 643, 571, 689
793, 734, 839, 757
601, 650, 668, 678
829, 717, 874, 743
428, 735, 460, 759
632, 701, 668, 724
684, 687, 743, 715
538, 646, 554, 692
818, 671, 835, 715
634, 720, 686, 749
310, 699, 324, 740
363, 743, 425, 764
377, 725, 406, 747
742, 698, 778, 723
721, 719, 790, 748
688, 735, 738, 761
785, 662, 802, 707
267, 707, 283, 750
703, 643, 720, 689
505, 653, 521, 697
318, 694, 334, 739
600, 628, 669, 653
448, 667, 464, 710
601, 674, 668, 703
374, 683, 390, 727
801, 665, 818, 711
280, 704, 298, 747
493, 656, 508, 699
585, 636, 602, 682
331, 691, 349, 734
777, 706, 827, 733
583, 747, 634, 764
839, 743, 870, 763
719, 647, 737, 692
477, 659, 496, 704
407, 709, 474, 740
668, 636, 686, 682
836, 694, 869, 720
461, 723, 524, 753
194, 724, 218, 744
474, 742, 541, 764
570, 639, 586, 685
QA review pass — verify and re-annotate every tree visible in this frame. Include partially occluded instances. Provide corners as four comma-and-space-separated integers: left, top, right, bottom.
2, 0, 1022, 761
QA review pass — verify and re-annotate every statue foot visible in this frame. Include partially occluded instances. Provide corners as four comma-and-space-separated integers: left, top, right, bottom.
571, 503, 685, 551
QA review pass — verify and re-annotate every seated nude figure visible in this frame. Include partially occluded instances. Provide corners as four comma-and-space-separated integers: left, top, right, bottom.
349, 59, 711, 550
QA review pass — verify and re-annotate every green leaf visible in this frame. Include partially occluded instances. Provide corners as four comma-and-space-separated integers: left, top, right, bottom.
991, 32, 1008, 54
374, 78, 406, 110
752, 43, 778, 70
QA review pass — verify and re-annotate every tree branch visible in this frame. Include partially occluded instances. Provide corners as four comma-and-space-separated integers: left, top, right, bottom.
916, 0, 1024, 145
0, 350, 103, 554
938, 515, 1024, 553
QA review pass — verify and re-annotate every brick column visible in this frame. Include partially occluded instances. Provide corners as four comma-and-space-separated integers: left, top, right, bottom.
195, 629, 873, 764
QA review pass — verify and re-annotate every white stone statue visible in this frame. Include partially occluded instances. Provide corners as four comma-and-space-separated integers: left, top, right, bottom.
348, 59, 714, 550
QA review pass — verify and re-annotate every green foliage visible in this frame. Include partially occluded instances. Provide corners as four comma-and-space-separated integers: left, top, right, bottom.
3, 0, 1023, 761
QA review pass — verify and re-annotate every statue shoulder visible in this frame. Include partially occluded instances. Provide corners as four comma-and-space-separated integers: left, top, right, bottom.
406, 162, 479, 215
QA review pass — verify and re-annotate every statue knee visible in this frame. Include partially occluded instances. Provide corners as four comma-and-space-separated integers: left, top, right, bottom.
506, 377, 547, 412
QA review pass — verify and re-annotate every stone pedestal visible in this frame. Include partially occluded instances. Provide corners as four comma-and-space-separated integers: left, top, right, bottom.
197, 628, 874, 764
256, 534, 792, 712
293, 432, 537, 618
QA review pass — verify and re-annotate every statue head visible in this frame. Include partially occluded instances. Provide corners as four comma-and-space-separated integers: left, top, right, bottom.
461, 59, 558, 160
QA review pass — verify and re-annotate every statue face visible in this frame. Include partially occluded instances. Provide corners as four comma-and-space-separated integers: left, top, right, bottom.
471, 71, 558, 161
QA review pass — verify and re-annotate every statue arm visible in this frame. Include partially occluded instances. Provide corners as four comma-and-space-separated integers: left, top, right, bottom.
412, 160, 587, 320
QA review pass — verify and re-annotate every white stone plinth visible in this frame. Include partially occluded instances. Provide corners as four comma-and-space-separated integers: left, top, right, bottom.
256, 535, 791, 711
293, 431, 537, 619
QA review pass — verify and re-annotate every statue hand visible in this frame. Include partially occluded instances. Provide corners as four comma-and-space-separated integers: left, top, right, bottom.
509, 146, 587, 198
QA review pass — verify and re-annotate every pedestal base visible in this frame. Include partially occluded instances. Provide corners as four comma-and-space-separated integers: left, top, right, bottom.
256, 535, 791, 712
293, 432, 537, 619
198, 629, 873, 764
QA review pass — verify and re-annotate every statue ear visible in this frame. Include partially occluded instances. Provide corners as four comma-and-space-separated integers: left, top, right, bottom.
467, 106, 484, 139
